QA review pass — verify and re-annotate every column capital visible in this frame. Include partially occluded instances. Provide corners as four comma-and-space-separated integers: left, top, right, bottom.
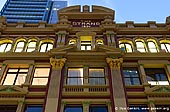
50, 57, 67, 70
106, 58, 123, 69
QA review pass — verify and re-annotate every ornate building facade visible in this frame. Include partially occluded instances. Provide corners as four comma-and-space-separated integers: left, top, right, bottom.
0, 5, 170, 112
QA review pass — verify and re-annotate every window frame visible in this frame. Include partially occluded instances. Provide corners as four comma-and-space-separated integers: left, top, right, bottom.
66, 68, 84, 85
3, 68, 28, 85
145, 68, 169, 85
135, 41, 147, 52
31, 67, 50, 85
39, 42, 53, 52
14, 41, 25, 52
160, 43, 170, 52
147, 40, 159, 53
88, 68, 106, 85
119, 42, 133, 52
26, 41, 37, 52
0, 42, 12, 52
123, 67, 141, 85
89, 105, 108, 112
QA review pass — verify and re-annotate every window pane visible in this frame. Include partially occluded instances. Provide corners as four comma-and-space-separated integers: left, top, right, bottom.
40, 44, 47, 52
136, 41, 146, 52
5, 43, 12, 52
15, 41, 25, 52
89, 69, 104, 77
67, 68, 83, 85
27, 41, 36, 52
125, 44, 132, 52
123, 68, 141, 85
32, 78, 48, 85
65, 106, 83, 112
90, 106, 108, 112
89, 78, 105, 85
145, 68, 169, 85
8, 69, 18, 72
3, 74, 16, 85
148, 41, 157, 52
47, 43, 53, 51
15, 74, 27, 85
34, 68, 50, 77
25, 106, 43, 112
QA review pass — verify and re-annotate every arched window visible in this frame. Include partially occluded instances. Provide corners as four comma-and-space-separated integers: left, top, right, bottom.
39, 42, 53, 52
26, 41, 37, 52
0, 42, 12, 52
136, 41, 146, 52
119, 43, 133, 52
15, 41, 25, 52
147, 41, 158, 52
160, 43, 170, 52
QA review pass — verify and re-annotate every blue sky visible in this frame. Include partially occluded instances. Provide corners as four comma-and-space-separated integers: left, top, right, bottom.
0, 0, 170, 23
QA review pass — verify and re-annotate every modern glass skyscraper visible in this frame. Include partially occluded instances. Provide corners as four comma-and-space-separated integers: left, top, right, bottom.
0, 0, 67, 23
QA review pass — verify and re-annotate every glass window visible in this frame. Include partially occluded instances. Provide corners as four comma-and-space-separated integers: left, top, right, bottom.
25, 105, 43, 112
90, 106, 108, 112
15, 41, 25, 52
26, 41, 36, 52
119, 43, 133, 52
89, 68, 105, 85
3, 68, 28, 85
145, 68, 169, 85
39, 42, 53, 52
129, 105, 148, 112
67, 68, 83, 85
123, 67, 141, 85
0, 43, 12, 52
161, 43, 170, 52
64, 106, 83, 112
0, 105, 17, 112
32, 68, 50, 85
81, 41, 91, 50
136, 41, 146, 52
80, 36, 92, 50
147, 41, 158, 52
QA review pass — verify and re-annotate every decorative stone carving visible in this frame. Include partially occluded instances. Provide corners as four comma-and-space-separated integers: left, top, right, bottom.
106, 58, 123, 69
50, 57, 67, 69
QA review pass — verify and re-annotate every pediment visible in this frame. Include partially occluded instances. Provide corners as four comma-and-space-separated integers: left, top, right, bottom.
145, 86, 170, 93
49, 44, 122, 53
0, 85, 28, 94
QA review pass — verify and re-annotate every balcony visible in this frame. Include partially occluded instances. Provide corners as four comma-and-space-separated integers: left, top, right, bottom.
62, 85, 110, 97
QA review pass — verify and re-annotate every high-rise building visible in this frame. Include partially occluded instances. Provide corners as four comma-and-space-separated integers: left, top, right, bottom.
0, 5, 170, 112
0, 0, 67, 23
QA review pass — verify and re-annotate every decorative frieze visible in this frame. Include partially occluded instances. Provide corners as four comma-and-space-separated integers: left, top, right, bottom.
50, 57, 67, 69
106, 58, 123, 69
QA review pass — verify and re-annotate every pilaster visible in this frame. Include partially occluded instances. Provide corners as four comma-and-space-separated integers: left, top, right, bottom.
0, 64, 7, 85
56, 31, 67, 47
24, 63, 34, 85
16, 100, 25, 112
106, 57, 128, 112
148, 100, 156, 112
82, 101, 90, 112
44, 57, 66, 112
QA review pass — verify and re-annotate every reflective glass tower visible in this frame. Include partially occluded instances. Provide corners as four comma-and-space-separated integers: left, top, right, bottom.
0, 0, 67, 23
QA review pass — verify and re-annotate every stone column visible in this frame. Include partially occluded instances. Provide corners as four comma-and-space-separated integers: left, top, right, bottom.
16, 100, 24, 112
44, 57, 66, 112
106, 58, 128, 112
